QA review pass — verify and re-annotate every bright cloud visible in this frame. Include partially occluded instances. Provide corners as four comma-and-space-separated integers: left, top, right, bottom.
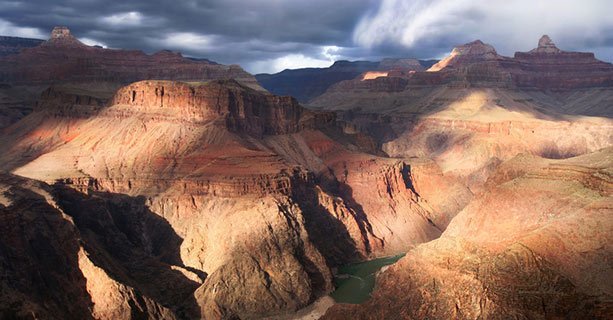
246, 45, 352, 74
100, 11, 145, 27
354, 0, 613, 56
80, 37, 107, 47
148, 32, 215, 52
0, 18, 44, 38
322, 45, 342, 61
248, 53, 332, 74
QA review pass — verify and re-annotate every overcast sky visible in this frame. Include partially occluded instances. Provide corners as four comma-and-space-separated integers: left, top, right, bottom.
1, 0, 612, 74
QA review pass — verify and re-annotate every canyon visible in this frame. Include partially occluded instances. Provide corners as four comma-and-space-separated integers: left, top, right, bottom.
0, 77, 467, 319
310, 36, 613, 319
0, 27, 611, 320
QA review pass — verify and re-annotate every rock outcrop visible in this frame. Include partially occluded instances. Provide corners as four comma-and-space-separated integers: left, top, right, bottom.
0, 174, 187, 320
323, 149, 613, 319
530, 35, 561, 53
428, 40, 501, 72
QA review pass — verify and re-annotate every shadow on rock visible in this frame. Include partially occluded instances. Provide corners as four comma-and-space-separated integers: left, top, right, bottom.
53, 183, 205, 319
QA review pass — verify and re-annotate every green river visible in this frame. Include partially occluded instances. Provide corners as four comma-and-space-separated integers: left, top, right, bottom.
330, 254, 405, 304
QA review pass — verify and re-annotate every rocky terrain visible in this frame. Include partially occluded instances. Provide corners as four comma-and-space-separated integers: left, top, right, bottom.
312, 36, 613, 115
0, 27, 261, 129
0, 79, 470, 319
0, 27, 611, 320
324, 149, 613, 319
256, 59, 437, 103
307, 35, 613, 319
310, 36, 613, 190
0, 27, 259, 88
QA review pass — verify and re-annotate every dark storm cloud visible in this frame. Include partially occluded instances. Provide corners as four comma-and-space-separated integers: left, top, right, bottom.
0, 0, 377, 72
0, 0, 612, 73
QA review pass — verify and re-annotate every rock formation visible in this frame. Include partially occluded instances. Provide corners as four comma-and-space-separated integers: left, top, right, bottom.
0, 79, 466, 319
255, 59, 434, 103
428, 40, 501, 72
300, 35, 613, 320
309, 36, 613, 192
313, 36, 613, 104
1, 30, 611, 320
530, 34, 562, 53
0, 26, 259, 88
323, 149, 613, 319
0, 26, 262, 129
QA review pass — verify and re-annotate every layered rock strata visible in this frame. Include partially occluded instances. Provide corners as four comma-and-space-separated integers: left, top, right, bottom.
0, 79, 463, 319
0, 27, 262, 129
323, 149, 613, 319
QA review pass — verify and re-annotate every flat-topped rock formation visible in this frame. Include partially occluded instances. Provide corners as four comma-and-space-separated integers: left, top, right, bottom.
509, 36, 613, 89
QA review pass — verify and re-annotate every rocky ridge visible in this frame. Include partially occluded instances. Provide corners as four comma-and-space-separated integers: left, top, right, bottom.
0, 27, 259, 88
256, 59, 436, 103
313, 36, 613, 98
0, 35, 43, 57
0, 27, 262, 129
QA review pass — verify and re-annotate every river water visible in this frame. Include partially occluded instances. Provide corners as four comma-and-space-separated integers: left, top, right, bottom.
330, 254, 405, 304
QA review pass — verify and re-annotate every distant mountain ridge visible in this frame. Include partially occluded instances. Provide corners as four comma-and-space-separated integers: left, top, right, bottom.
255, 58, 438, 103
0, 26, 262, 129
0, 35, 44, 57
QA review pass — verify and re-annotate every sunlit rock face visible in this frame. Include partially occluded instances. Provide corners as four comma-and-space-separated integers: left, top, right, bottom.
310, 36, 613, 193
361, 71, 389, 80
323, 149, 613, 319
0, 79, 465, 319
428, 40, 501, 72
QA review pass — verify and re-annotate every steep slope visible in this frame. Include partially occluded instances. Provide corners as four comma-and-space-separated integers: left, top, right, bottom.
0, 79, 467, 318
0, 174, 188, 320
323, 148, 613, 319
